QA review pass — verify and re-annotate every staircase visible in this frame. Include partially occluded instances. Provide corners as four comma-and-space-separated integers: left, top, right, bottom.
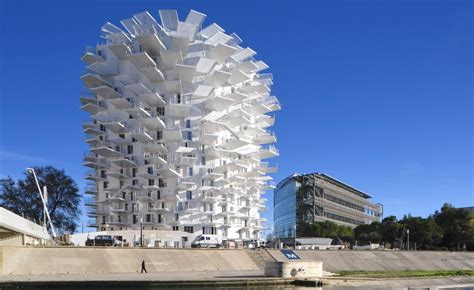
245, 249, 276, 269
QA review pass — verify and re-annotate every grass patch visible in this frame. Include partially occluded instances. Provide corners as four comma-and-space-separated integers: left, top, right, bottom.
336, 270, 474, 278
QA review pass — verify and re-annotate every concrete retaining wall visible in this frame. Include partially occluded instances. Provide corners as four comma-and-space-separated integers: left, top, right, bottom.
268, 250, 474, 272
0, 247, 259, 275
265, 261, 323, 278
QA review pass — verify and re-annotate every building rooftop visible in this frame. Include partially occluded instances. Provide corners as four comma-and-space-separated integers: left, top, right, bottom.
276, 172, 373, 199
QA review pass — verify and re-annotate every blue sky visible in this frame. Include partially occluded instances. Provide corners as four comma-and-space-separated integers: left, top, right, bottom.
0, 0, 472, 231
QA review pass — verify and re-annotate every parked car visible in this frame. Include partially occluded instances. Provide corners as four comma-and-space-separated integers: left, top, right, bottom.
191, 234, 222, 248
85, 235, 115, 246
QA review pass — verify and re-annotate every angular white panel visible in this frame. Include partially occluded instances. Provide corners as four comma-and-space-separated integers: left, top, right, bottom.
231, 48, 256, 62
204, 31, 233, 47
195, 58, 217, 74
159, 10, 179, 31
185, 10, 206, 27
200, 23, 224, 39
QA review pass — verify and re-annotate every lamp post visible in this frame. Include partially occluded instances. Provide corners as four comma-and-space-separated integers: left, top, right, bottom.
26, 168, 57, 238
406, 229, 410, 251
140, 217, 144, 247
293, 224, 297, 249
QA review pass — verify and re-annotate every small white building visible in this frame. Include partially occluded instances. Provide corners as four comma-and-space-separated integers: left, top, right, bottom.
0, 207, 50, 246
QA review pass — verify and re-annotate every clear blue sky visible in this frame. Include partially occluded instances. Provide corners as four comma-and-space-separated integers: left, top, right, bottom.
0, 0, 472, 231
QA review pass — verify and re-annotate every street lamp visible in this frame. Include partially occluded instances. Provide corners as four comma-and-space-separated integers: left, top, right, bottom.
26, 168, 57, 238
293, 224, 297, 249
406, 229, 410, 251
140, 217, 144, 247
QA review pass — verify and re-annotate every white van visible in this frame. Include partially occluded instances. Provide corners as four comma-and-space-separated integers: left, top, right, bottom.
191, 234, 222, 248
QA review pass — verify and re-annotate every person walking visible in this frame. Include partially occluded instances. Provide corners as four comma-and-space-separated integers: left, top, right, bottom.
141, 260, 148, 273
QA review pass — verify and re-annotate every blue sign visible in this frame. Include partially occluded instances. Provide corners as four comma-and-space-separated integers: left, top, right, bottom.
280, 249, 300, 259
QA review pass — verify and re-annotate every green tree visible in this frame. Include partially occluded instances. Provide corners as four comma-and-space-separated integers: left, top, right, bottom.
0, 166, 81, 234
434, 203, 474, 250
303, 221, 354, 240
354, 221, 382, 242
381, 215, 406, 246
400, 215, 443, 249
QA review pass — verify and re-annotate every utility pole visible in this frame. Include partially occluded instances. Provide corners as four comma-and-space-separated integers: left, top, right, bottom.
294, 224, 297, 249
27, 168, 57, 238
406, 229, 410, 251
140, 217, 144, 247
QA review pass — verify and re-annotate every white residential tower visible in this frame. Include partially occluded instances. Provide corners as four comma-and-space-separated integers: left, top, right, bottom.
81, 9, 279, 241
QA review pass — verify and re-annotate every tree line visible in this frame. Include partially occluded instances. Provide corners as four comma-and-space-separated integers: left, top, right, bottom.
300, 203, 474, 251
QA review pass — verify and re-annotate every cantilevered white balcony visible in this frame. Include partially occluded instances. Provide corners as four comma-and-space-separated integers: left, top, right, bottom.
177, 176, 196, 191
91, 142, 124, 158
140, 92, 166, 107
143, 143, 168, 154
84, 184, 98, 195
107, 43, 131, 59
200, 132, 219, 145
81, 46, 106, 65
108, 97, 133, 110
258, 162, 278, 174
136, 191, 154, 201
255, 145, 279, 159
168, 97, 191, 117
131, 129, 153, 143
256, 132, 277, 145
174, 64, 196, 83
159, 165, 181, 178
108, 136, 132, 145
205, 95, 234, 111
141, 115, 165, 130
127, 51, 156, 69
106, 170, 132, 180
110, 156, 137, 168
144, 152, 168, 166
177, 155, 198, 166
82, 154, 110, 169
85, 169, 106, 181
82, 123, 103, 135
103, 121, 128, 133
201, 192, 219, 202
159, 49, 183, 69
80, 97, 106, 115
125, 105, 151, 118
91, 85, 122, 100
163, 127, 183, 142
207, 43, 237, 63
136, 33, 166, 56
80, 73, 112, 88
150, 205, 172, 213
141, 66, 164, 82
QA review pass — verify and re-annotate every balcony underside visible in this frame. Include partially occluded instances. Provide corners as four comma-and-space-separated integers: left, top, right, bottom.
91, 86, 121, 100
107, 43, 130, 59
168, 103, 191, 117
140, 92, 165, 106
91, 146, 123, 158
141, 117, 165, 130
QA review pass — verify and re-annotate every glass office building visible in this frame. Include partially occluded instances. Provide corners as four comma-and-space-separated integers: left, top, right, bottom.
274, 173, 382, 239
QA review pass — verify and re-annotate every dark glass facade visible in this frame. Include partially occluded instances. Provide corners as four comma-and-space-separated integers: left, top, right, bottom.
273, 177, 297, 238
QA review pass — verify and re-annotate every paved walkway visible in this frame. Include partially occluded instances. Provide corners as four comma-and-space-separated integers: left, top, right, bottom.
0, 270, 268, 282
325, 276, 474, 289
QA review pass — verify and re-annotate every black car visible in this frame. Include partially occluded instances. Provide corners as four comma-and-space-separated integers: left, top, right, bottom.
85, 235, 115, 246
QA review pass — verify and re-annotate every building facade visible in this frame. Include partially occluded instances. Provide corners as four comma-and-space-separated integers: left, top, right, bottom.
274, 173, 382, 239
81, 9, 279, 241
